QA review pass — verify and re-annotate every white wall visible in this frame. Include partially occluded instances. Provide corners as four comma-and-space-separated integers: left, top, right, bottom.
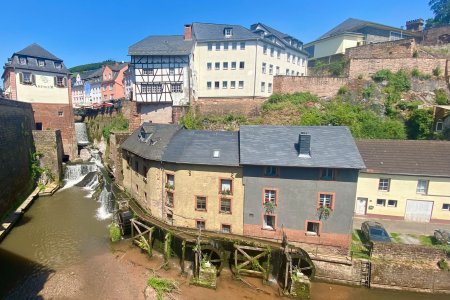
15, 71, 69, 104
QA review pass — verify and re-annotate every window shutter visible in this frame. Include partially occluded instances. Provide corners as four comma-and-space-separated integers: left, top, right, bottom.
31, 74, 36, 85
54, 76, 57, 86
19, 72, 23, 84
63, 77, 67, 87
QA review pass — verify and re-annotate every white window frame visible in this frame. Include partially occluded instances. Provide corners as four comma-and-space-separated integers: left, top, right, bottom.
207, 62, 212, 70
416, 180, 429, 194
387, 200, 398, 207
378, 178, 390, 191
223, 62, 228, 70
231, 62, 236, 70
238, 81, 244, 89
261, 82, 265, 92
376, 199, 386, 206
207, 81, 212, 89
230, 81, 236, 89
240, 42, 245, 50
222, 81, 228, 89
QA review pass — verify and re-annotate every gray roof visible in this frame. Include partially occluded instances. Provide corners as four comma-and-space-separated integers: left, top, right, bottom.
4, 56, 69, 75
192, 22, 258, 41
163, 130, 240, 166
121, 123, 181, 161
128, 35, 194, 56
251, 23, 308, 55
318, 18, 419, 40
15, 43, 62, 61
239, 125, 365, 169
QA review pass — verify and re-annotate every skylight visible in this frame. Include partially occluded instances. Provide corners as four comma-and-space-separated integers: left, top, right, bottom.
213, 150, 220, 158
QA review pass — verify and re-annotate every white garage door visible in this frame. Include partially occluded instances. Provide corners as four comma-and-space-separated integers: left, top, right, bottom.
405, 200, 433, 222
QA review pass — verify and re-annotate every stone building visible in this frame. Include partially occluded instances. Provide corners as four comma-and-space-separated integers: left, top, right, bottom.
2, 43, 76, 159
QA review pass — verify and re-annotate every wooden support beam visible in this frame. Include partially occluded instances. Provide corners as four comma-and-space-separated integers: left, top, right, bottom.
181, 240, 186, 275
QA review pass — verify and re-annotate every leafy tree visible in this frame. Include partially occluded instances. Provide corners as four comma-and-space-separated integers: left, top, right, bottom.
427, 0, 450, 27
406, 109, 434, 139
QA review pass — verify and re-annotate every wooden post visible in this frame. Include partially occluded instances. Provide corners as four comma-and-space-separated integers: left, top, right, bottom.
148, 227, 154, 257
131, 218, 135, 239
163, 232, 172, 270
181, 240, 186, 275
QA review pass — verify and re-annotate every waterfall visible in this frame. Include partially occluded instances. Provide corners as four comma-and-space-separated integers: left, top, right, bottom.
96, 185, 113, 220
75, 122, 90, 146
62, 163, 98, 189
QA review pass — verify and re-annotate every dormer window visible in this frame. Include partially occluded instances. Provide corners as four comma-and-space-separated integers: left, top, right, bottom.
55, 62, 62, 69
19, 56, 27, 65
38, 60, 45, 67
213, 150, 220, 158
224, 28, 233, 37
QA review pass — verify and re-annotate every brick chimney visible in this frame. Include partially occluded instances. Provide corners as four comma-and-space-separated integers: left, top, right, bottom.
184, 24, 192, 40
298, 132, 311, 158
406, 19, 424, 32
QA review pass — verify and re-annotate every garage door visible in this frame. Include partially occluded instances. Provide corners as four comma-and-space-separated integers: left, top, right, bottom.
405, 200, 433, 222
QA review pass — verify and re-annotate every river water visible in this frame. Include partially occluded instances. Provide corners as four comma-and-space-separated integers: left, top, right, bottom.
0, 161, 448, 299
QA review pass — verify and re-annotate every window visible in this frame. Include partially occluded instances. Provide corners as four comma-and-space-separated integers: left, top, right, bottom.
264, 166, 278, 177
264, 189, 277, 204
109, 83, 113, 90
19, 56, 27, 65
22, 72, 32, 83
286, 69, 289, 75
230, 81, 236, 89
223, 62, 228, 70
215, 42, 220, 51
378, 178, 390, 191
270, 48, 274, 57
287, 54, 291, 62
207, 81, 212, 89
320, 168, 335, 180
263, 45, 267, 54
150, 84, 162, 93
318, 193, 333, 208
263, 215, 275, 230
306, 221, 320, 235
222, 81, 228, 89
261, 82, 265, 92
215, 81, 220, 89
36, 122, 42, 130
171, 83, 182, 93
417, 180, 429, 194
207, 62, 212, 70
58, 111, 64, 117
141, 83, 148, 93
166, 192, 174, 207
208, 43, 213, 51
213, 150, 220, 158
240, 42, 245, 50
143, 166, 148, 179
221, 224, 231, 233
436, 121, 443, 131
276, 66, 280, 75
196, 220, 205, 230
224, 42, 229, 50
56, 76, 64, 87
232, 42, 237, 50
196, 196, 207, 211
225, 28, 232, 37
169, 68, 175, 75
269, 64, 273, 75
167, 213, 173, 225
220, 179, 232, 195
238, 81, 244, 89
239, 61, 245, 69
231, 61, 236, 69
376, 199, 386, 206
442, 204, 450, 211
55, 62, 61, 69
38, 59, 45, 67
291, 70, 295, 76
262, 63, 266, 74
215, 62, 220, 70
268, 83, 272, 93
220, 198, 231, 213
166, 174, 174, 189
387, 200, 398, 207
277, 50, 281, 59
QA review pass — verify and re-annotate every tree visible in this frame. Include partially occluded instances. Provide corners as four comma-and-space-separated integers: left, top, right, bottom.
406, 109, 434, 139
427, 0, 450, 27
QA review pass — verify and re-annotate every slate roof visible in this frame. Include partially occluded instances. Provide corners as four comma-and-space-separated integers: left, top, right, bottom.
251, 23, 308, 55
163, 129, 240, 166
128, 36, 194, 56
356, 140, 450, 177
4, 43, 69, 75
192, 22, 258, 42
318, 18, 419, 40
121, 123, 181, 161
15, 43, 62, 61
239, 125, 365, 169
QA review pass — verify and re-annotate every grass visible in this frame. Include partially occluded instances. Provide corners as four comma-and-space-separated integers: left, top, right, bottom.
109, 222, 121, 242
390, 232, 402, 243
389, 233, 450, 254
351, 230, 371, 260
147, 276, 179, 300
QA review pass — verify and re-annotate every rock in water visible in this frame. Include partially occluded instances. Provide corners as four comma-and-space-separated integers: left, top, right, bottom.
80, 148, 92, 161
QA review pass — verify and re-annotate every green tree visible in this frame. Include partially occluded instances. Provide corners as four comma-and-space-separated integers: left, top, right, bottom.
427, 0, 450, 27
406, 109, 434, 139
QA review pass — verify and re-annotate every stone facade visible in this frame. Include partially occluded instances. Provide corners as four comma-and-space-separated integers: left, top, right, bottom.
0, 98, 35, 218
108, 131, 131, 186
194, 97, 266, 117
273, 76, 348, 98
422, 26, 450, 46
371, 242, 445, 262
345, 39, 416, 59
32, 130, 63, 182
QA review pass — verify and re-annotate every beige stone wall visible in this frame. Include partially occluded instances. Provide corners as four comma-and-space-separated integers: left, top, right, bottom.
15, 71, 70, 104
194, 97, 266, 117
32, 130, 63, 182
273, 76, 349, 97
164, 163, 244, 234
345, 39, 416, 59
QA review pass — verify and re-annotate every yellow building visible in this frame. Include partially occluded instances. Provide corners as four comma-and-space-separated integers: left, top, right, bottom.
121, 123, 243, 234
355, 140, 450, 223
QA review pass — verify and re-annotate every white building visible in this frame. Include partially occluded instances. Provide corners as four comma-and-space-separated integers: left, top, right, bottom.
128, 22, 308, 123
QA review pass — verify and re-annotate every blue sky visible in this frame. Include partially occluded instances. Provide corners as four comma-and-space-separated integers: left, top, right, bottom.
0, 0, 432, 70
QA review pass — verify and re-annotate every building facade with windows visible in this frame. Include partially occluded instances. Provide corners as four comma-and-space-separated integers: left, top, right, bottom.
120, 124, 243, 234
2, 43, 77, 159
240, 126, 365, 248
355, 140, 450, 223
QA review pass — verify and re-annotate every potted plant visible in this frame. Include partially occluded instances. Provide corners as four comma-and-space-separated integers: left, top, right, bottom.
264, 201, 276, 214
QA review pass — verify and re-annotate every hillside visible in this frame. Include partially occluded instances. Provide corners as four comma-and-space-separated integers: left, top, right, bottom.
69, 60, 120, 73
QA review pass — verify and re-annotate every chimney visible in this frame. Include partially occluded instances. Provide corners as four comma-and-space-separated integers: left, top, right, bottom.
184, 24, 192, 40
298, 132, 311, 158
406, 19, 424, 32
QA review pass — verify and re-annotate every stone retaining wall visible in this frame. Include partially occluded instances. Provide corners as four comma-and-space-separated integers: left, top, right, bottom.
372, 242, 445, 261
32, 130, 63, 182
193, 97, 266, 117
346, 39, 416, 59
273, 76, 348, 98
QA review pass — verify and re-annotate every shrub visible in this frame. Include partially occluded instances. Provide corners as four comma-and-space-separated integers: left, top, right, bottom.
109, 222, 121, 242
147, 276, 179, 300
372, 69, 392, 82
433, 66, 442, 77
338, 86, 348, 95
411, 68, 431, 80
406, 108, 434, 139
362, 83, 375, 99
411, 68, 420, 77
102, 114, 129, 141
435, 88, 449, 105
438, 258, 449, 271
